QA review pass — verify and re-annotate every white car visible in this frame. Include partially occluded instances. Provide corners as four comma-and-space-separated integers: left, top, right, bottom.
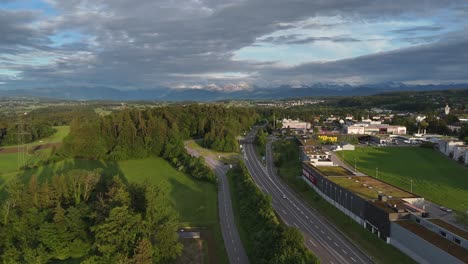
282, 195, 287, 199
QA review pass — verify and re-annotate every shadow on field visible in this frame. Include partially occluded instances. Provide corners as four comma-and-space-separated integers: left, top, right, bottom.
0, 159, 127, 200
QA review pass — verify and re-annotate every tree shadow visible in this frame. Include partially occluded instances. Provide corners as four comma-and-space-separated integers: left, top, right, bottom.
0, 158, 127, 200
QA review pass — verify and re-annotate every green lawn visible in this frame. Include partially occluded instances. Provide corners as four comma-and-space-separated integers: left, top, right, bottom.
185, 139, 239, 162
338, 147, 468, 212
0, 126, 70, 175
2, 126, 70, 150
0, 157, 227, 263
273, 140, 415, 264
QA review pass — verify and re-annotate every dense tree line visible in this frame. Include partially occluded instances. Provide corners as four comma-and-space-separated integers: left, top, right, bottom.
231, 162, 319, 264
0, 117, 55, 146
62, 105, 256, 182
0, 170, 181, 263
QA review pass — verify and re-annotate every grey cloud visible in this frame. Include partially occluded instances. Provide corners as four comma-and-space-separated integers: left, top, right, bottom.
262, 32, 468, 84
2, 0, 468, 89
390, 25, 444, 34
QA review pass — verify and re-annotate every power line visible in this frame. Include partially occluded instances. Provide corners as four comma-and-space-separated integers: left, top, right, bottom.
14, 112, 30, 171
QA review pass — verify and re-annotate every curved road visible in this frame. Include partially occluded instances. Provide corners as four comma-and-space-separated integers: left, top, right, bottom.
242, 129, 372, 264
185, 145, 249, 264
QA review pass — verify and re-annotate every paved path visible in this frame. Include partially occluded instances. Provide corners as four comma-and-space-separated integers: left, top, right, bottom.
185, 144, 249, 264
243, 129, 373, 264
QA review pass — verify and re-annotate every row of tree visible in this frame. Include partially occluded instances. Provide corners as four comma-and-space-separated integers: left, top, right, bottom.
231, 162, 319, 263
0, 170, 181, 263
0, 119, 56, 146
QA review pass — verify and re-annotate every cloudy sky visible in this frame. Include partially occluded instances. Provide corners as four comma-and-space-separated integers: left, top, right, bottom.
1, 0, 467, 91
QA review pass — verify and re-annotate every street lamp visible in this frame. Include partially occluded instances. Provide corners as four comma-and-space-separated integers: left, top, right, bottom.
376, 167, 378, 179
354, 158, 357, 172
410, 179, 413, 193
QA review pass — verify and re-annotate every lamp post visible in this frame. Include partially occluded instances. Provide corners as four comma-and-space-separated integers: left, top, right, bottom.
376, 167, 379, 179
354, 158, 357, 172
410, 179, 413, 193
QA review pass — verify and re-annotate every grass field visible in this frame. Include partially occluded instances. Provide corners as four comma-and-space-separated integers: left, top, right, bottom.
185, 139, 239, 162
0, 157, 228, 263
273, 140, 415, 264
338, 147, 468, 212
0, 126, 70, 175
1, 125, 70, 149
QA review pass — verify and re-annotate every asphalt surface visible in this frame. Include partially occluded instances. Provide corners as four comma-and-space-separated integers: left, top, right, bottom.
242, 129, 373, 264
185, 144, 249, 264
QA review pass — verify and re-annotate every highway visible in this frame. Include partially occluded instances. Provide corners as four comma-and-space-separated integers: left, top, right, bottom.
185, 144, 249, 264
242, 129, 372, 264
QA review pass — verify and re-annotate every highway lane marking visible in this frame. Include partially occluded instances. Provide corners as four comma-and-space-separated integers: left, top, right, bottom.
351, 257, 357, 263
342, 249, 347, 255
282, 209, 287, 214
321, 230, 325, 234
327, 236, 332, 241
334, 242, 339, 247
246, 144, 351, 264
309, 239, 318, 248
293, 223, 299, 228
315, 225, 319, 229
305, 216, 309, 219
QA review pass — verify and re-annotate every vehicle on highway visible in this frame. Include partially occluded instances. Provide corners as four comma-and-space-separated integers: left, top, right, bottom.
282, 194, 287, 199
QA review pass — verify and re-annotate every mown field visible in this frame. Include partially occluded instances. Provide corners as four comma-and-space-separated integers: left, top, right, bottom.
272, 140, 415, 264
339, 147, 468, 212
0, 126, 70, 175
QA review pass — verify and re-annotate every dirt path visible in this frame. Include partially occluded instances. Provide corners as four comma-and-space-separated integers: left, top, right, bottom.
0, 142, 62, 154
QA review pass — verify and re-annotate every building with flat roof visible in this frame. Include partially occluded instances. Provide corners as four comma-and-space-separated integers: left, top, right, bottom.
302, 161, 468, 263
302, 163, 422, 241
281, 118, 311, 130
438, 139, 464, 157
346, 123, 406, 135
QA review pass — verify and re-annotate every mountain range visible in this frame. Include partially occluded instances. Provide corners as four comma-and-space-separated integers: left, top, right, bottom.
0, 83, 466, 101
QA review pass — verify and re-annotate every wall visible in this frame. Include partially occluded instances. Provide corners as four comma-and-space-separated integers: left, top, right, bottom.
389, 222, 464, 264
410, 215, 468, 250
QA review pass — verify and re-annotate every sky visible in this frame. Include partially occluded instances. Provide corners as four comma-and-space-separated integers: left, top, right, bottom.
1, 0, 468, 92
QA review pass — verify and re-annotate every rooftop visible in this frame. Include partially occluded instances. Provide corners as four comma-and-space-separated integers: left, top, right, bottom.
329, 176, 415, 200
429, 219, 468, 240
396, 220, 468, 263
314, 165, 354, 176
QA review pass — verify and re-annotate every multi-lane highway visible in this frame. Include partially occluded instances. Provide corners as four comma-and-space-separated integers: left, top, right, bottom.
185, 144, 249, 264
242, 129, 372, 264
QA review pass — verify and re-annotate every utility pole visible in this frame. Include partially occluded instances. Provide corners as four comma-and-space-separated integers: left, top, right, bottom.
410, 179, 413, 193
354, 158, 357, 172
376, 167, 378, 179
15, 112, 30, 171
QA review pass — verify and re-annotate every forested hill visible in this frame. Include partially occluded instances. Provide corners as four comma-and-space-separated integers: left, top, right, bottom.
61, 105, 258, 181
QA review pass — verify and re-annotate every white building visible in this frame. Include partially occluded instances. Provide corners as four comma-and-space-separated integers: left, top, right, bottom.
453, 145, 468, 162
346, 124, 406, 135
282, 118, 311, 130
445, 104, 450, 115
438, 139, 464, 156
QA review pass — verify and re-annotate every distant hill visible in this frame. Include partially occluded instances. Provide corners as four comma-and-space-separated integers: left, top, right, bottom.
0, 83, 466, 101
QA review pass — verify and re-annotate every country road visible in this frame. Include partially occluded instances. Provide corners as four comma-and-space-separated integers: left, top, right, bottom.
185, 144, 249, 264
242, 128, 373, 264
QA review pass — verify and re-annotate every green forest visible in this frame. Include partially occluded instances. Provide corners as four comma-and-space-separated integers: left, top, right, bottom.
0, 170, 181, 263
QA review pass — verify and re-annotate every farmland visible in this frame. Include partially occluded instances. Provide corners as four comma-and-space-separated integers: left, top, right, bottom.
339, 147, 468, 212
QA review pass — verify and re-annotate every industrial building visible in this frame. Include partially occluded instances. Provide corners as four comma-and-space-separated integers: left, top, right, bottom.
346, 123, 406, 135
281, 118, 311, 130
302, 162, 468, 263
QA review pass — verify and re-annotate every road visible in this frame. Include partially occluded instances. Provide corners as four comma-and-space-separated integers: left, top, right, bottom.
242, 129, 372, 264
185, 145, 249, 264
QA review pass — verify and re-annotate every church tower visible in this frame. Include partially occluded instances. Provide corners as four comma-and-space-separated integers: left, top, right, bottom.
445, 104, 450, 115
